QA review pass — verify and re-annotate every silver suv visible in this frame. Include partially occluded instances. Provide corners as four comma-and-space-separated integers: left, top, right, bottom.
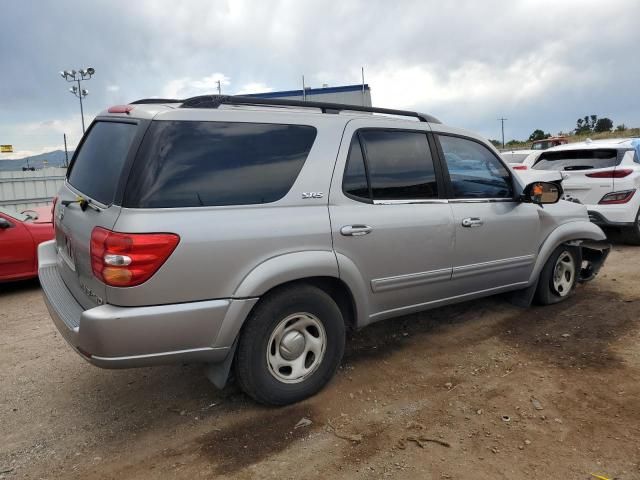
39, 95, 610, 405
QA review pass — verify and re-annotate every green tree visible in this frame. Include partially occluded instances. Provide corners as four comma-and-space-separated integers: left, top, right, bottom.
528, 129, 550, 142
594, 118, 613, 133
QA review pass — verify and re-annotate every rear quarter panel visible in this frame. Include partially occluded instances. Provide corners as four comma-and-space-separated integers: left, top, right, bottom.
108, 111, 347, 306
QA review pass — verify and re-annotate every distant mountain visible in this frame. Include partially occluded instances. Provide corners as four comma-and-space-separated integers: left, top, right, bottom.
0, 150, 73, 172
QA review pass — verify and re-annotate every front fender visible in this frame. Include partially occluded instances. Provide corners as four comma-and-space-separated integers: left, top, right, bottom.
528, 220, 607, 284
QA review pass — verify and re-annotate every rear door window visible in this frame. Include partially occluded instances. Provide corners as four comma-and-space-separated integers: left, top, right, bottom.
67, 121, 138, 205
533, 149, 620, 171
342, 130, 438, 201
124, 121, 317, 208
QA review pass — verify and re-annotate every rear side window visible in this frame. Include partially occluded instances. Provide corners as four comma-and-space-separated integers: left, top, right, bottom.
124, 121, 317, 208
533, 149, 620, 171
68, 121, 138, 205
438, 135, 513, 199
342, 130, 438, 201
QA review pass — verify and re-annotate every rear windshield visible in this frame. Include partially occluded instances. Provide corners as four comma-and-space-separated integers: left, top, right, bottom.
123, 121, 317, 208
533, 149, 620, 171
67, 121, 138, 204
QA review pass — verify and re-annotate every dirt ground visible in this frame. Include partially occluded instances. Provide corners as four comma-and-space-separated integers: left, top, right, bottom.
2, 242, 639, 480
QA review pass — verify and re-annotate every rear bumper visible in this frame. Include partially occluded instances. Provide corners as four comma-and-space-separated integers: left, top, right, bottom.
37, 240, 257, 369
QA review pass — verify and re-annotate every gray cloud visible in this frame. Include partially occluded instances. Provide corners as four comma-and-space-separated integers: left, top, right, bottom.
1, 0, 639, 156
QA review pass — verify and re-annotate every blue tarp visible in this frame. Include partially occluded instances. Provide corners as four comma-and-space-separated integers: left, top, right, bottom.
630, 139, 640, 161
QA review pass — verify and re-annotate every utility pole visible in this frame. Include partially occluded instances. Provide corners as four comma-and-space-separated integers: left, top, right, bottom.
60, 68, 95, 134
498, 117, 507, 148
361, 66, 366, 106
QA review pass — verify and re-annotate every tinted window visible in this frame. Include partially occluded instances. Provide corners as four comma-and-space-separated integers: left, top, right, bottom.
68, 121, 138, 204
359, 130, 437, 200
438, 135, 513, 199
343, 136, 370, 200
533, 149, 620, 171
124, 121, 317, 208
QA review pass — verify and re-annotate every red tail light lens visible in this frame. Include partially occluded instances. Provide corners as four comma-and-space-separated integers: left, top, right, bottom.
90, 227, 180, 287
598, 190, 636, 205
512, 165, 528, 170
586, 168, 633, 178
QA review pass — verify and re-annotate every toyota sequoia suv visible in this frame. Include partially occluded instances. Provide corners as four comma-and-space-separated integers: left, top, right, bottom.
39, 95, 610, 405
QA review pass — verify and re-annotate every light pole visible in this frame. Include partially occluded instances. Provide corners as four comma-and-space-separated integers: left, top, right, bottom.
60, 68, 95, 133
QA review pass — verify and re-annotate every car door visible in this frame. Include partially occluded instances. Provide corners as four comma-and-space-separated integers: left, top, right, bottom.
434, 132, 540, 295
329, 120, 455, 324
0, 212, 34, 279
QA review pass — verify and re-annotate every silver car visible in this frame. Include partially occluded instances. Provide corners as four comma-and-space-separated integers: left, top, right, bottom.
39, 95, 610, 405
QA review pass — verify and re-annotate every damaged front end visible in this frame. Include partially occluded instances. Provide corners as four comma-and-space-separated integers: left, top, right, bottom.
573, 240, 611, 282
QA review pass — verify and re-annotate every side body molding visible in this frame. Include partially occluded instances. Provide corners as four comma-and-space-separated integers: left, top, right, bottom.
528, 220, 607, 285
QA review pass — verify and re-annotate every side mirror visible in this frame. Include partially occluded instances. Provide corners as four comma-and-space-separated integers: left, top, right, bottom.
522, 181, 562, 205
0, 218, 12, 229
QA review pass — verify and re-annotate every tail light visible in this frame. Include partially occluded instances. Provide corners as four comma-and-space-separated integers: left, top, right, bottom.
598, 190, 636, 205
90, 227, 180, 287
512, 165, 528, 170
586, 168, 633, 178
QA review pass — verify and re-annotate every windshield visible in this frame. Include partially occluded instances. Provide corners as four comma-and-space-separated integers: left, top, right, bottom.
67, 121, 138, 205
533, 149, 620, 171
0, 206, 28, 221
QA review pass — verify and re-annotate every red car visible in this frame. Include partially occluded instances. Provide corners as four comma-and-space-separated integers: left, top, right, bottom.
0, 205, 54, 282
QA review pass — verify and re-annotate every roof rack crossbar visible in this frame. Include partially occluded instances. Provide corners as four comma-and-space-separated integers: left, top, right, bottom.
175, 95, 441, 123
129, 98, 184, 105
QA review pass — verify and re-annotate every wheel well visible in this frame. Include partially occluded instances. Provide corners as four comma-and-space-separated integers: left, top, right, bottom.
258, 277, 357, 332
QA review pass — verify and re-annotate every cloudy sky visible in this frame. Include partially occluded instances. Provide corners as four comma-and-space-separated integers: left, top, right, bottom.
1, 0, 639, 159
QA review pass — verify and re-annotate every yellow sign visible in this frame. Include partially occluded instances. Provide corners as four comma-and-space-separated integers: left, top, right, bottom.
0, 145, 13, 153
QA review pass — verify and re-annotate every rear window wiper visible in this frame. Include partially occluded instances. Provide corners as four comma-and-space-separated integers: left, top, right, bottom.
61, 196, 101, 212
563, 165, 594, 171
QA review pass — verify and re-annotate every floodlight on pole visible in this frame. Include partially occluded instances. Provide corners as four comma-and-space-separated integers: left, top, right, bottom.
60, 67, 95, 133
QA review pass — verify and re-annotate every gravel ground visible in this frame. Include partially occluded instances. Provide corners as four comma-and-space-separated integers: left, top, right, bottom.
1, 243, 639, 479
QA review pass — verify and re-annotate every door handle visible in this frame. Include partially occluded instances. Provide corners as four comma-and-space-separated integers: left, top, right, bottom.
340, 225, 372, 236
461, 217, 483, 228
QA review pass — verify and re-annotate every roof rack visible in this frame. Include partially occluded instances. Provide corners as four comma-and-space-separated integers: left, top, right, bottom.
175, 95, 441, 123
129, 98, 183, 105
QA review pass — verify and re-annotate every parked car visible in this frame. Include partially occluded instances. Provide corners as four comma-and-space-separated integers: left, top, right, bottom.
0, 206, 54, 282
39, 96, 610, 405
528, 138, 640, 243
531, 136, 569, 150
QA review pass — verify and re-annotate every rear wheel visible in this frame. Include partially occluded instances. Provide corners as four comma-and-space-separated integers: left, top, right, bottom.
235, 285, 345, 405
535, 246, 580, 305
620, 207, 640, 245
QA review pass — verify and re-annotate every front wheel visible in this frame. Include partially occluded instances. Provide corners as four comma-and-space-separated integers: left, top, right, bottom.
535, 246, 580, 305
234, 285, 345, 405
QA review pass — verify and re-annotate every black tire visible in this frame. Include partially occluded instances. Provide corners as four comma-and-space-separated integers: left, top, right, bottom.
535, 246, 581, 305
620, 207, 640, 245
235, 284, 345, 405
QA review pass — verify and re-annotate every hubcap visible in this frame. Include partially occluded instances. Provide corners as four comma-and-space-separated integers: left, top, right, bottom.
266, 313, 326, 384
552, 251, 575, 297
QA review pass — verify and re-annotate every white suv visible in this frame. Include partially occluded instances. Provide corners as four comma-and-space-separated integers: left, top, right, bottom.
529, 138, 640, 243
